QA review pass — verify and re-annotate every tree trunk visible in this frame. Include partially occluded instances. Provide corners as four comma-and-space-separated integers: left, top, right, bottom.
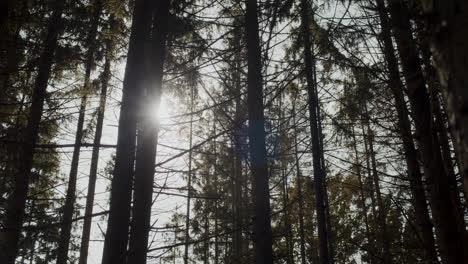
101, 0, 155, 263
351, 126, 374, 264
299, 0, 332, 263
292, 99, 307, 264
56, 2, 102, 263
388, 1, 467, 263
374, 1, 439, 262
184, 72, 196, 264
213, 114, 219, 264
419, 0, 468, 203
0, 1, 65, 263
245, 0, 273, 263
78, 14, 114, 264
127, 1, 170, 263
56, 94, 87, 264
232, 26, 244, 264
362, 104, 392, 264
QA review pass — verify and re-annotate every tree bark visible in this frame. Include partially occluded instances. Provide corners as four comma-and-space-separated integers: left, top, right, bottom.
299, 0, 332, 263
388, 0, 467, 263
374, 1, 438, 262
126, 1, 170, 263
419, 0, 468, 203
245, 0, 274, 263
101, 0, 155, 263
0, 1, 65, 263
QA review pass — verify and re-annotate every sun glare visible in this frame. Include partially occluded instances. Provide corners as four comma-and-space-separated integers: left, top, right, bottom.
150, 97, 171, 122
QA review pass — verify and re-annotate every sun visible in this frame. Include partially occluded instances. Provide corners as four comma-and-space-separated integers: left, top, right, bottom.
148, 96, 171, 122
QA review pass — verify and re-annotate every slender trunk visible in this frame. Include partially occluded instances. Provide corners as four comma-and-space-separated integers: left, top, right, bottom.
203, 168, 210, 264
56, 94, 87, 264
419, 0, 468, 203
363, 104, 392, 264
184, 77, 195, 264
0, 1, 65, 263
351, 127, 374, 263
316, 79, 334, 264
299, 0, 332, 263
78, 20, 112, 263
245, 0, 273, 263
101, 0, 155, 263
213, 114, 219, 264
56, 2, 103, 262
281, 167, 294, 264
127, 1, 170, 263
375, 1, 439, 262
232, 29, 243, 263
292, 100, 307, 264
387, 1, 467, 263
279, 93, 293, 264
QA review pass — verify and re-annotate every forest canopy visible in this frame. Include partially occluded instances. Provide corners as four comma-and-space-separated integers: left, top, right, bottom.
1, 0, 468, 264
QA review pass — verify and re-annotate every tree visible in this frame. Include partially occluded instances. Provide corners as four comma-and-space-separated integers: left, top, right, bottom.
419, 0, 468, 201
101, 0, 156, 263
245, 0, 274, 263
299, 0, 333, 262
0, 1, 66, 262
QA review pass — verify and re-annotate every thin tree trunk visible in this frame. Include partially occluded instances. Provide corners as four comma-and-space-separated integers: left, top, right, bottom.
184, 75, 195, 264
374, 1, 439, 262
387, 1, 467, 263
363, 104, 392, 264
78, 17, 112, 263
213, 113, 219, 264
278, 93, 294, 264
245, 0, 273, 263
292, 99, 307, 264
351, 126, 374, 264
56, 94, 87, 264
232, 27, 244, 263
0, 1, 65, 263
281, 166, 294, 264
299, 0, 332, 263
56, 2, 103, 262
126, 1, 170, 263
101, 0, 155, 263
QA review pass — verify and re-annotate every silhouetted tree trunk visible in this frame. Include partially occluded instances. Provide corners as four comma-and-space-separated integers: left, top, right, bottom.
350, 125, 374, 264
299, 0, 332, 263
363, 103, 392, 264
419, 0, 468, 203
56, 2, 103, 263
292, 99, 307, 264
101, 0, 155, 263
213, 113, 219, 264
388, 1, 467, 263
232, 25, 244, 264
0, 1, 65, 263
184, 70, 196, 264
374, 1, 438, 262
78, 16, 112, 264
245, 0, 273, 263
127, 2, 170, 263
